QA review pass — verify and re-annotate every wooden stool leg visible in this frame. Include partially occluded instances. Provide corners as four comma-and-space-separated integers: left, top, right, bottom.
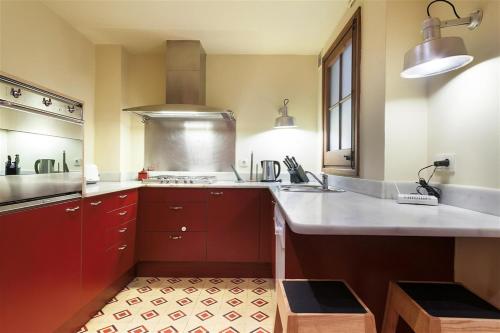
382, 282, 400, 333
274, 307, 283, 333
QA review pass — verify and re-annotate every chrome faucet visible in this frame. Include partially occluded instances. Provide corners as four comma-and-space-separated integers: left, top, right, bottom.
305, 171, 330, 190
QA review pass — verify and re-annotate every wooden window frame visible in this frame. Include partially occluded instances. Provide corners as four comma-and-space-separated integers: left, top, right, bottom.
322, 8, 361, 177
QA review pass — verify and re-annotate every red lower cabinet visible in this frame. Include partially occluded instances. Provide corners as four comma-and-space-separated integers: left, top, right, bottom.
0, 199, 82, 333
82, 190, 138, 306
207, 189, 261, 262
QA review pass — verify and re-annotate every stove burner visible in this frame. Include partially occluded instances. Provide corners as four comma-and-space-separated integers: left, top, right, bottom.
144, 175, 217, 184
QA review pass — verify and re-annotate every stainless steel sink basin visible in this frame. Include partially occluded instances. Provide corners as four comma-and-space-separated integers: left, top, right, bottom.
280, 184, 345, 193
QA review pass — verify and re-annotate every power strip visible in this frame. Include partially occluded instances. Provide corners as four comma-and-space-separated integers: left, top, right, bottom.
397, 194, 438, 206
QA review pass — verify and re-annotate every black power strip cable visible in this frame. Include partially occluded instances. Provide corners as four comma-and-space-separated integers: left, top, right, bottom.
415, 159, 450, 199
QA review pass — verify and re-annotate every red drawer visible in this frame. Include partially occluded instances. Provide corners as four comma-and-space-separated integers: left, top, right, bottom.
139, 232, 206, 262
108, 204, 137, 227
142, 202, 207, 232
113, 190, 138, 209
140, 188, 208, 203
106, 230, 136, 281
106, 220, 136, 249
84, 195, 115, 213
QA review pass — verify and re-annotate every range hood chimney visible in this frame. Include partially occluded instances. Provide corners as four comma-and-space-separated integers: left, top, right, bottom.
123, 40, 234, 121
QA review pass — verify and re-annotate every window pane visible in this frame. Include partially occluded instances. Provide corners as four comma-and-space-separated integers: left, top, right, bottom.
341, 41, 352, 98
329, 106, 339, 151
341, 97, 352, 150
329, 58, 340, 106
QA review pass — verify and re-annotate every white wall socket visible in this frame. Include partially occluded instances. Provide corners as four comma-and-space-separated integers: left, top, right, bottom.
238, 159, 249, 168
435, 153, 456, 173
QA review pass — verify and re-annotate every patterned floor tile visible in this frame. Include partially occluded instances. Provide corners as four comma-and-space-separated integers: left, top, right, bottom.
80, 277, 276, 333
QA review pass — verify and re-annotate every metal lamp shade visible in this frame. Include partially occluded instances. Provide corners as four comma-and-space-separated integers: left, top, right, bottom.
274, 115, 296, 128
401, 36, 473, 78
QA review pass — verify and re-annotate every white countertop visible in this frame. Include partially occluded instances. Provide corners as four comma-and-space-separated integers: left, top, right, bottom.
83, 181, 500, 238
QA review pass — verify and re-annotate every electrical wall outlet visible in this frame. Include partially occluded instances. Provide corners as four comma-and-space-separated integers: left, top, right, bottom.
238, 159, 249, 168
435, 153, 455, 172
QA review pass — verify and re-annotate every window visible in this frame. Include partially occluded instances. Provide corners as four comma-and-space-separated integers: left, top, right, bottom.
322, 8, 361, 176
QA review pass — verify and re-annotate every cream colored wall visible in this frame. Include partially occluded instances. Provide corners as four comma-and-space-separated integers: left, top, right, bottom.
0, 1, 95, 163
320, 0, 387, 180
94, 45, 123, 175
427, 1, 500, 189
206, 55, 320, 173
384, 1, 429, 182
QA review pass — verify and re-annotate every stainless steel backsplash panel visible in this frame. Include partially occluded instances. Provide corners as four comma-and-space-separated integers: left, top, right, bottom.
144, 118, 235, 172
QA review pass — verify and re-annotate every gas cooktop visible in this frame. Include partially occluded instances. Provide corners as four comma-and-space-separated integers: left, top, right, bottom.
143, 175, 217, 184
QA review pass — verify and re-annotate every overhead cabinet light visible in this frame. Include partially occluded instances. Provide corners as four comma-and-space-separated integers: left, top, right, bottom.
401, 0, 482, 79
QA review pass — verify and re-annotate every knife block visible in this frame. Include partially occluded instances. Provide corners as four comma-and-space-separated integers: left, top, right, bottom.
288, 165, 309, 183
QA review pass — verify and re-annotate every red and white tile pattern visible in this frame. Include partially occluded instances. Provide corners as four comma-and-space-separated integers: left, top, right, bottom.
78, 278, 276, 333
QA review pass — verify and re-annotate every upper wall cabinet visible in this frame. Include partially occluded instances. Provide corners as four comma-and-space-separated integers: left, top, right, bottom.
322, 8, 361, 176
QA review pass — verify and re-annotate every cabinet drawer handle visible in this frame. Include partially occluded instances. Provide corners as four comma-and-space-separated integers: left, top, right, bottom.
169, 206, 183, 210
118, 211, 127, 216
210, 191, 224, 196
66, 206, 80, 212
90, 200, 102, 206
118, 227, 128, 233
169, 235, 182, 240
118, 244, 127, 251
118, 194, 128, 199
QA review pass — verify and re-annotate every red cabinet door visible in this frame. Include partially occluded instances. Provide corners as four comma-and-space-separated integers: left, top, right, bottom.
206, 189, 261, 262
82, 196, 111, 304
0, 199, 82, 333
259, 189, 274, 262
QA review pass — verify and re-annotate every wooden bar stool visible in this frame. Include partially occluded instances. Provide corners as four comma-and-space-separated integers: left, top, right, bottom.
382, 281, 500, 333
275, 279, 376, 333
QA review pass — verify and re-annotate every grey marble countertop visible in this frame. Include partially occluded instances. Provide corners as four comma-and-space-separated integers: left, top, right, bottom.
83, 181, 500, 238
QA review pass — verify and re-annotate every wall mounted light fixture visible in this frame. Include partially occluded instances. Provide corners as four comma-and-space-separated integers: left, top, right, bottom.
401, 0, 483, 79
274, 99, 297, 128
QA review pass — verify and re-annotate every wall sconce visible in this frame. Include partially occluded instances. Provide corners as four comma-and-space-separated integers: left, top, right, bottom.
401, 0, 483, 79
274, 99, 297, 129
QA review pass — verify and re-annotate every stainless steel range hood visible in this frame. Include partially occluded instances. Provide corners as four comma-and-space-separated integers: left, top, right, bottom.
123, 40, 234, 121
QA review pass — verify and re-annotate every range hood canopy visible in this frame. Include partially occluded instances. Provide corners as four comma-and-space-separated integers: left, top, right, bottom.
123, 40, 234, 121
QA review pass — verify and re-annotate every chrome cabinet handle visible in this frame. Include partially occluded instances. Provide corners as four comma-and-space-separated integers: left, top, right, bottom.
169, 235, 182, 240
10, 88, 22, 98
90, 200, 102, 206
210, 191, 224, 196
118, 211, 127, 216
118, 227, 128, 233
66, 206, 80, 212
118, 194, 128, 199
118, 244, 127, 251
181, 226, 187, 232
169, 206, 183, 210
42, 97, 52, 107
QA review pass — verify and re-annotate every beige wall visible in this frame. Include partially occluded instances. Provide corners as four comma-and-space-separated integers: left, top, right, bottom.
384, 1, 428, 181
206, 55, 320, 173
112, 54, 320, 174
320, 0, 387, 180
427, 1, 500, 189
0, 1, 95, 163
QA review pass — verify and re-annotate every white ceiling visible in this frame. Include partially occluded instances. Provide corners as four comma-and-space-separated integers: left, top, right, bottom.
42, 0, 348, 55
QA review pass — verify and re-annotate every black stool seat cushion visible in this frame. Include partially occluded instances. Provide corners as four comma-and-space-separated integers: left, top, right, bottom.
398, 282, 500, 319
282, 280, 367, 314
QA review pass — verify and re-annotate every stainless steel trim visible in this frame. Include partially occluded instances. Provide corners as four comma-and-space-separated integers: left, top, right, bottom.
0, 193, 82, 214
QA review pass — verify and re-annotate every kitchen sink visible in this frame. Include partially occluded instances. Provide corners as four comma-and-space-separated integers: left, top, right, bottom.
280, 184, 345, 193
